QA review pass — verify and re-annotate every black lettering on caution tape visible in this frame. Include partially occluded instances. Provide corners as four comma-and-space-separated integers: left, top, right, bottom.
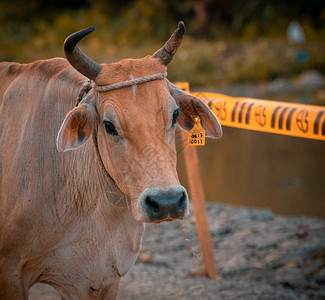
231, 101, 254, 125
296, 110, 309, 133
255, 105, 266, 126
245, 103, 255, 124
271, 106, 283, 128
278, 107, 289, 130
238, 102, 247, 123
271, 106, 300, 132
231, 101, 239, 122
286, 108, 297, 130
314, 111, 325, 136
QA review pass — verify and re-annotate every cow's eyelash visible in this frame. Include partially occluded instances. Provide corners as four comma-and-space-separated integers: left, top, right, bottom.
172, 108, 180, 127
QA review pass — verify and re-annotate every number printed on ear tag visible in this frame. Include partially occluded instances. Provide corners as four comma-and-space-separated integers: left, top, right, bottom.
188, 117, 205, 146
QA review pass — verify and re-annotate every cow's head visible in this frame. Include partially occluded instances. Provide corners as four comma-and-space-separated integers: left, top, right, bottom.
57, 22, 222, 223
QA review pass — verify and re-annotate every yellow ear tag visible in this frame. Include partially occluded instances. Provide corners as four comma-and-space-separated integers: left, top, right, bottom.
188, 117, 205, 146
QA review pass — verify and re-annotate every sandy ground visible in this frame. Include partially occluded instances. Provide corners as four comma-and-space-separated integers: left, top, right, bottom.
29, 203, 325, 300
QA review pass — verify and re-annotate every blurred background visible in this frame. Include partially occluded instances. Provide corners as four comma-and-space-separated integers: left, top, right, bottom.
1, 0, 324, 217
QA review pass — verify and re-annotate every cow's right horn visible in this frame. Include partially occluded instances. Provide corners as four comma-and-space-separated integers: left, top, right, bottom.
64, 27, 102, 80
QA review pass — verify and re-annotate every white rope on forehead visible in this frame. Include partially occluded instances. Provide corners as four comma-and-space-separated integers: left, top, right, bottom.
96, 72, 168, 92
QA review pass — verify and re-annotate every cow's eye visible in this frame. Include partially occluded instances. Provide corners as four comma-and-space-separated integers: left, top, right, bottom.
172, 108, 180, 127
104, 120, 118, 136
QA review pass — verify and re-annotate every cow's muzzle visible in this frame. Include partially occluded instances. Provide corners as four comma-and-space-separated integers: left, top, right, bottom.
138, 186, 189, 223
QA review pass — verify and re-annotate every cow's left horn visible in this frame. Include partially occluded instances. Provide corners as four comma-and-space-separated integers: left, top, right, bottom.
64, 27, 102, 80
153, 21, 185, 66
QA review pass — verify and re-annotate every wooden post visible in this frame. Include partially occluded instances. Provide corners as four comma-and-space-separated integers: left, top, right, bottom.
181, 131, 218, 279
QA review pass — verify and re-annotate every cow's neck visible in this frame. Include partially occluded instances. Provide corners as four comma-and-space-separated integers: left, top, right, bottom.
63, 137, 145, 276
92, 129, 120, 191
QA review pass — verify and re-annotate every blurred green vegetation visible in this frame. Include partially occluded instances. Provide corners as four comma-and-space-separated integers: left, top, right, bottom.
0, 0, 324, 86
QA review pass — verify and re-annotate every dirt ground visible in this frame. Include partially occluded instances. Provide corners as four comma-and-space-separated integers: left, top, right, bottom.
29, 203, 325, 300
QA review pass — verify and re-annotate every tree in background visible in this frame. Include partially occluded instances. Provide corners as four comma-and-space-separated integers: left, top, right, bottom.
1, 0, 324, 41
0, 0, 324, 84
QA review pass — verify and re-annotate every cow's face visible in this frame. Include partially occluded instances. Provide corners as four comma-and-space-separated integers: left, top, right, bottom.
57, 23, 222, 223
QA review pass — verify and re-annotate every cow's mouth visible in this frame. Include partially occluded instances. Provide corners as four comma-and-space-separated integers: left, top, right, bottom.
152, 215, 184, 224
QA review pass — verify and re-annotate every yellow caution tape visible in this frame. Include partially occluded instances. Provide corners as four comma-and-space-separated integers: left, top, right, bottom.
176, 82, 325, 141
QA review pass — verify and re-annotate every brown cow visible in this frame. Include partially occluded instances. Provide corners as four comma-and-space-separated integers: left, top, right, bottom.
0, 22, 222, 299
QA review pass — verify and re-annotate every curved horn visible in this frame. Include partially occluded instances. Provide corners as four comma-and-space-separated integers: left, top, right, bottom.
64, 27, 102, 80
153, 21, 185, 66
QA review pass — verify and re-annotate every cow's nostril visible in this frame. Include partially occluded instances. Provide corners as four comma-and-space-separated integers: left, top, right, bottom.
145, 196, 160, 214
178, 192, 187, 212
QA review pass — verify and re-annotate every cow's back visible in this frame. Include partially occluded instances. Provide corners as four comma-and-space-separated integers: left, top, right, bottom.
0, 58, 87, 252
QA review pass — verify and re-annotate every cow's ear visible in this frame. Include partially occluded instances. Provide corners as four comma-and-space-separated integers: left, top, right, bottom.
175, 94, 222, 139
57, 103, 97, 152
167, 80, 222, 138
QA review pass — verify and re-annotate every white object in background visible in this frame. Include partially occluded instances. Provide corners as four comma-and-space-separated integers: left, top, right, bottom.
287, 20, 305, 44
